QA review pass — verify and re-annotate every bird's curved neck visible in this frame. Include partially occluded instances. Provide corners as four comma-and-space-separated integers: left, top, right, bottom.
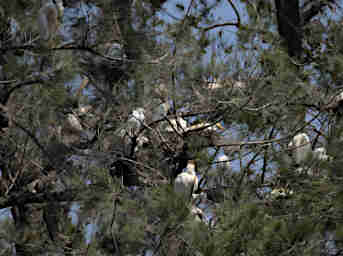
186, 165, 196, 175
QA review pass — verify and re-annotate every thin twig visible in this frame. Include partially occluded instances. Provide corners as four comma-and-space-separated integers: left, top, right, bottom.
110, 196, 121, 256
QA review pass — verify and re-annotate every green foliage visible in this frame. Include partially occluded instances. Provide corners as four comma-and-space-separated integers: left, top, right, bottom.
1, 0, 343, 255
150, 186, 190, 223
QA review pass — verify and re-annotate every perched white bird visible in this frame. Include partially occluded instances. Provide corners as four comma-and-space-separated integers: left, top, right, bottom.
66, 113, 83, 133
126, 108, 145, 136
136, 135, 149, 151
174, 160, 198, 200
270, 187, 293, 199
308, 147, 332, 176
78, 105, 93, 116
165, 116, 187, 133
207, 79, 223, 90
131, 108, 145, 122
313, 147, 330, 162
295, 166, 306, 175
216, 154, 230, 169
38, 0, 63, 42
288, 133, 311, 165
118, 108, 146, 147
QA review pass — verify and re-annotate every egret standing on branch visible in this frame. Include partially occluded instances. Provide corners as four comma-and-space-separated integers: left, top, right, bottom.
288, 133, 312, 166
125, 108, 145, 137
174, 160, 198, 201
207, 79, 223, 90
313, 147, 330, 162
117, 108, 146, 153
310, 147, 332, 176
65, 113, 83, 134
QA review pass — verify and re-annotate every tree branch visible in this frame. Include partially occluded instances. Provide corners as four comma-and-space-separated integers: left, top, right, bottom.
227, 0, 241, 26
0, 189, 79, 210
202, 0, 241, 32
302, 0, 337, 25
203, 21, 239, 32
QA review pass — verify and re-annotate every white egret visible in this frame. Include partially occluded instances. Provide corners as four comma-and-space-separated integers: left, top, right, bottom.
135, 135, 149, 152
174, 160, 198, 200
309, 147, 332, 176
207, 79, 223, 90
270, 187, 293, 199
117, 108, 147, 152
78, 105, 93, 116
66, 113, 83, 133
313, 147, 330, 162
125, 108, 145, 136
288, 133, 311, 165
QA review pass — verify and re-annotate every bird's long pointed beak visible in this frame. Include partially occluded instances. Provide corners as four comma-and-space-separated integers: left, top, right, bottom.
216, 123, 225, 131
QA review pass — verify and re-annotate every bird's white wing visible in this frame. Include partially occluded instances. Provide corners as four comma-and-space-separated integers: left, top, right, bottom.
174, 173, 196, 200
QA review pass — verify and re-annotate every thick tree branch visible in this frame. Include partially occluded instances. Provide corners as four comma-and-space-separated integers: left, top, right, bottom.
275, 0, 302, 57
0, 189, 79, 210
0, 80, 43, 105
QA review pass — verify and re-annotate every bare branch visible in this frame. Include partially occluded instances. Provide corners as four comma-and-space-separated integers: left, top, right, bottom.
227, 0, 241, 26
202, 0, 241, 32
203, 21, 239, 32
